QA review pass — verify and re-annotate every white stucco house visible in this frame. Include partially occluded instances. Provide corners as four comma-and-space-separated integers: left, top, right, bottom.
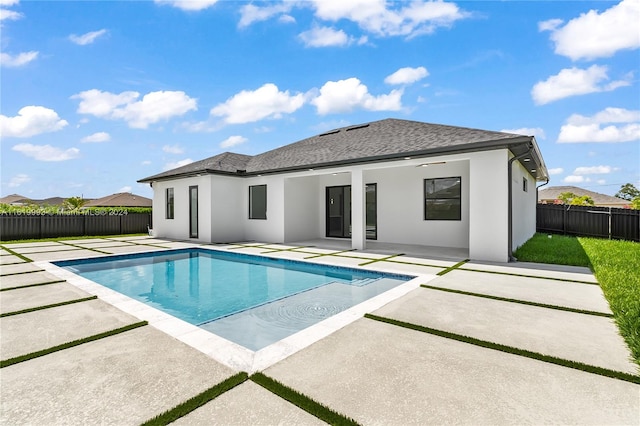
139, 118, 548, 262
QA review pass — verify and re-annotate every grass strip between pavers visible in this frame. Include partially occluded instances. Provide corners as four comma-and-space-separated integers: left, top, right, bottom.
436, 259, 469, 276
0, 295, 98, 318
0, 245, 33, 263
250, 372, 360, 426
0, 269, 46, 277
140, 372, 249, 426
419, 284, 614, 318
0, 321, 148, 368
58, 241, 111, 255
364, 314, 640, 384
459, 267, 599, 285
358, 253, 404, 266
304, 248, 358, 259
0, 279, 67, 292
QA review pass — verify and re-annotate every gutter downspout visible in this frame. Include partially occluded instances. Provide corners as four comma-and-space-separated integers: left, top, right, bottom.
507, 145, 534, 262
536, 178, 549, 204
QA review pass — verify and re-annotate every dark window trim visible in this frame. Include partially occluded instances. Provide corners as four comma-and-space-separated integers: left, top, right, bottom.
189, 185, 198, 238
424, 177, 462, 221
523, 176, 528, 192
366, 183, 377, 240
249, 184, 267, 220
166, 188, 174, 220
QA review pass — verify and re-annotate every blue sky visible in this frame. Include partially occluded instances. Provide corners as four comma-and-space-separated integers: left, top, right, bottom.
1, 0, 638, 200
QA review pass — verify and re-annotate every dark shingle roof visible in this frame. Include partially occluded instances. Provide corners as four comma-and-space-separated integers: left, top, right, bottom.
139, 118, 544, 182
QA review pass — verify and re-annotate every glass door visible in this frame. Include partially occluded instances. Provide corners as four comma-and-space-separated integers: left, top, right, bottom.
326, 184, 376, 239
326, 186, 351, 238
189, 186, 198, 238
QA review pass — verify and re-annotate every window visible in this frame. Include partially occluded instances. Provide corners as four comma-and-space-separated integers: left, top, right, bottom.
189, 186, 198, 238
523, 177, 528, 192
249, 185, 267, 219
424, 177, 461, 221
166, 188, 174, 219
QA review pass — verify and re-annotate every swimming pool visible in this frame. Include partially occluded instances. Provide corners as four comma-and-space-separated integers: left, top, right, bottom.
55, 248, 412, 350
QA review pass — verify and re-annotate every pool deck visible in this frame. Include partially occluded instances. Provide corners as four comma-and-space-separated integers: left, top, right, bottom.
1, 236, 638, 425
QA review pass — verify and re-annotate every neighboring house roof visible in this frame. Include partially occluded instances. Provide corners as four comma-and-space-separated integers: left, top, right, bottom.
538, 186, 629, 207
35, 197, 67, 206
83, 192, 152, 207
0, 194, 29, 204
139, 118, 547, 183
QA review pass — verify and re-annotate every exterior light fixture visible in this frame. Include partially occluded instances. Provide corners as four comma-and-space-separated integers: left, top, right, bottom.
523, 158, 530, 162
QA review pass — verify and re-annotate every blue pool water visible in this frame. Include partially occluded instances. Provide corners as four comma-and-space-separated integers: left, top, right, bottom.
56, 249, 411, 350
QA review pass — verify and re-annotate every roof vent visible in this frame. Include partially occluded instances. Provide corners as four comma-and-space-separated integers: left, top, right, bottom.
346, 124, 370, 132
319, 129, 340, 137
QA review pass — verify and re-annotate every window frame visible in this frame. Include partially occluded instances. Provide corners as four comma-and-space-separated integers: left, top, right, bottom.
424, 177, 462, 221
523, 176, 528, 192
189, 185, 198, 238
249, 184, 267, 220
165, 188, 174, 220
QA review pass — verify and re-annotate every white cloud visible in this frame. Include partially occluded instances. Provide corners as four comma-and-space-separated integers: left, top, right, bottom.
8, 173, 30, 188
279, 15, 295, 24
573, 165, 617, 175
162, 144, 184, 154
565, 107, 640, 125
141, 160, 152, 166
548, 168, 564, 175
69, 29, 108, 45
384, 66, 429, 85
310, 0, 467, 38
81, 132, 110, 143
1, 106, 68, 138
12, 143, 80, 161
72, 89, 197, 129
210, 83, 305, 124
500, 127, 546, 140
531, 65, 630, 105
0, 8, 21, 22
539, 0, 640, 61
563, 175, 586, 183
597, 179, 606, 185
220, 135, 248, 149
154, 0, 218, 11
299, 26, 351, 47
163, 158, 194, 171
0, 51, 38, 67
311, 77, 403, 115
239, 3, 293, 28
118, 186, 132, 193
558, 107, 640, 143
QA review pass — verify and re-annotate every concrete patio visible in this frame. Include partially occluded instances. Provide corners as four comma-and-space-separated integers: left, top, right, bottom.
1, 236, 638, 424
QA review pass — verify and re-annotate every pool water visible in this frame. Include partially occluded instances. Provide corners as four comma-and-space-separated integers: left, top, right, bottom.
56, 249, 411, 350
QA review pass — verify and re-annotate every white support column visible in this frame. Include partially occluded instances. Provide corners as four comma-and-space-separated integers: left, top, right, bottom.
351, 169, 366, 250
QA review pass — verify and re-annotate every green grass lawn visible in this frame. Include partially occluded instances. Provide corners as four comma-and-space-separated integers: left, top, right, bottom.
515, 233, 640, 367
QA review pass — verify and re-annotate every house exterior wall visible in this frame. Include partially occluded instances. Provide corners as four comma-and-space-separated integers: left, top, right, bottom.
151, 176, 212, 243
149, 148, 537, 262
469, 149, 509, 262
284, 176, 320, 242
511, 159, 537, 251
364, 161, 470, 248
211, 176, 244, 242
242, 176, 285, 243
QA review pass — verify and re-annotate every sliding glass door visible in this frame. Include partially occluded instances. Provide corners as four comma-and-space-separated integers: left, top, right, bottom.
326, 184, 376, 239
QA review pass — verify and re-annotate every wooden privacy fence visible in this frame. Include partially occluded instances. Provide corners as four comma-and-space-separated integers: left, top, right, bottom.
0, 213, 152, 241
537, 204, 640, 242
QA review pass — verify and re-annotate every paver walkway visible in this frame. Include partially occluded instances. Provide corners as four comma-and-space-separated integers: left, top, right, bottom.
0, 237, 638, 424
